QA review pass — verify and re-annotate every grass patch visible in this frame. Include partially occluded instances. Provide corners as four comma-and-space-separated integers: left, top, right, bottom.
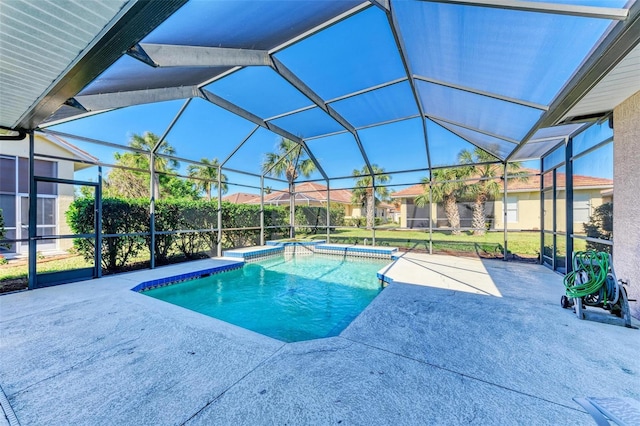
305, 229, 542, 259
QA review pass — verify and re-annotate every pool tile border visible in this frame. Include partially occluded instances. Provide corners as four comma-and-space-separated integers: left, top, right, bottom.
136, 242, 399, 292
224, 242, 399, 262
223, 246, 285, 262
315, 244, 398, 259
131, 262, 244, 292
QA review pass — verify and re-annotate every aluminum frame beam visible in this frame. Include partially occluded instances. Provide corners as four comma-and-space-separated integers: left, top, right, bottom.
16, 0, 189, 130
153, 98, 191, 153
326, 77, 408, 104
42, 129, 150, 154
137, 43, 272, 67
413, 75, 548, 111
427, 115, 520, 145
221, 125, 260, 167
38, 109, 115, 129
200, 88, 329, 181
74, 86, 198, 111
269, 56, 374, 176
370, 0, 390, 12
385, 2, 433, 175
200, 88, 296, 141
417, 0, 628, 20
506, 0, 640, 161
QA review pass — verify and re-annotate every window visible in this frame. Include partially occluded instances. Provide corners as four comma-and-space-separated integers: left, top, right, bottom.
506, 196, 518, 223
573, 193, 590, 223
18, 158, 58, 194
0, 155, 59, 253
0, 156, 16, 192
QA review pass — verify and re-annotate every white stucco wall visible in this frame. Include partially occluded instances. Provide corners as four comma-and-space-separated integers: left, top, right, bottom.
613, 90, 640, 319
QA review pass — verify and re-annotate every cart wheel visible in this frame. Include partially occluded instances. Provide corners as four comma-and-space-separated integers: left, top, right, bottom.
561, 295, 570, 309
620, 286, 632, 328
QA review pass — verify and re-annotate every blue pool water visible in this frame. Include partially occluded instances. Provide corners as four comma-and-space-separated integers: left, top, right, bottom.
143, 255, 389, 342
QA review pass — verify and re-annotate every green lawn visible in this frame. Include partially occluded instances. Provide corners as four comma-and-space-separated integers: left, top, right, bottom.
305, 228, 542, 258
0, 255, 92, 281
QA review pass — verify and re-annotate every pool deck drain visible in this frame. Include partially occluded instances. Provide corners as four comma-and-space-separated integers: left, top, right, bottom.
1, 254, 638, 425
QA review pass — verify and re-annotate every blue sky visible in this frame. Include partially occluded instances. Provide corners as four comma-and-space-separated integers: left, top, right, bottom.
46, 2, 616, 194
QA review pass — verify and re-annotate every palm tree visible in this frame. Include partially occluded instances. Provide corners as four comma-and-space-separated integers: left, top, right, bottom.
262, 138, 316, 237
352, 165, 391, 229
458, 147, 526, 236
415, 167, 469, 235
187, 158, 228, 201
108, 131, 178, 199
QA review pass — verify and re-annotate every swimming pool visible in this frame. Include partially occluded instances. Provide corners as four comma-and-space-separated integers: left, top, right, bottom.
142, 254, 389, 342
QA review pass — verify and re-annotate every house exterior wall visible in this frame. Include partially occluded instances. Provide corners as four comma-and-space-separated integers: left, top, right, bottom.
494, 191, 541, 230
399, 188, 609, 231
613, 90, 640, 319
0, 135, 80, 252
349, 206, 363, 218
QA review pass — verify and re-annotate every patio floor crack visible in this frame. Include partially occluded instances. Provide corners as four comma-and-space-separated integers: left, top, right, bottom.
339, 336, 587, 415
179, 341, 287, 426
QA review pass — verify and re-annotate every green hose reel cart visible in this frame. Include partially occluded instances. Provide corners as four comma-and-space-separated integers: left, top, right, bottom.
561, 251, 633, 328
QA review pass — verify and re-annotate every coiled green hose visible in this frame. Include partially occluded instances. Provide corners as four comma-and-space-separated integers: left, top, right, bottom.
563, 251, 610, 300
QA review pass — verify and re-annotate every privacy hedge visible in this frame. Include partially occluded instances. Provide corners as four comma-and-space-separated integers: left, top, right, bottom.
67, 198, 343, 272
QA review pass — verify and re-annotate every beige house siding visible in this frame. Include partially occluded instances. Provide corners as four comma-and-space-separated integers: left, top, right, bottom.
494, 191, 541, 230
398, 188, 610, 231
346, 205, 362, 219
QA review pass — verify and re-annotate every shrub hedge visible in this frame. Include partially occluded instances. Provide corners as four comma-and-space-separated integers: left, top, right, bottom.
66, 197, 345, 272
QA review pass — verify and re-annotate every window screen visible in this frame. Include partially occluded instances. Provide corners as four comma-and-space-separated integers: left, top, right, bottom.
0, 156, 16, 193
18, 158, 58, 195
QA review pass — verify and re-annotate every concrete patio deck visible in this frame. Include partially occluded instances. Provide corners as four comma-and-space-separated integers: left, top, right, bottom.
1, 253, 638, 425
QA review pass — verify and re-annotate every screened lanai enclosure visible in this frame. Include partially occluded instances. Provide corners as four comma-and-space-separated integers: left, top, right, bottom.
0, 0, 638, 290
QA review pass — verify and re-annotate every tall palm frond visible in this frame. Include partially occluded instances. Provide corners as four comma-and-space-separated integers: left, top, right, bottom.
261, 138, 316, 237
458, 147, 527, 235
187, 158, 228, 201
352, 164, 391, 229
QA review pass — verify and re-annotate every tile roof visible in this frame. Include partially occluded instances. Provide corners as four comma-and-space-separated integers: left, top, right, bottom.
391, 168, 612, 198
222, 192, 259, 204
247, 182, 354, 205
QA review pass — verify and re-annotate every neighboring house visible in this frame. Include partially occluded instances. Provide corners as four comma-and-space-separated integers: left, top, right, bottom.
222, 192, 260, 204
0, 134, 98, 256
391, 170, 613, 231
376, 202, 397, 223
249, 182, 355, 212
224, 182, 394, 222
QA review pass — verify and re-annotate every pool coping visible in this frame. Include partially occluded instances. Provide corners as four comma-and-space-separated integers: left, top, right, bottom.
131, 261, 244, 292
138, 243, 401, 293
223, 242, 399, 263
